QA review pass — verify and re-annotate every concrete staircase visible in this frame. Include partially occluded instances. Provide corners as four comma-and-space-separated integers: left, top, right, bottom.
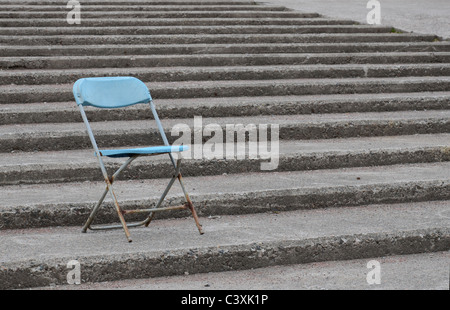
0, 0, 449, 289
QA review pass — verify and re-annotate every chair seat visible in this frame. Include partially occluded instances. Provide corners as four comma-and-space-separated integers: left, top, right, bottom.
98, 145, 189, 158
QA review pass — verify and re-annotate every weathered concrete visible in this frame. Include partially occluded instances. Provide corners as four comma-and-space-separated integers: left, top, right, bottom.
0, 10, 319, 19
34, 251, 450, 290
0, 200, 449, 289
2, 76, 450, 103
1, 92, 450, 125
266, 0, 450, 40
6, 52, 450, 71
0, 0, 257, 3
2, 42, 450, 57
0, 25, 393, 36
1, 109, 449, 152
0, 17, 356, 28
0, 0, 449, 290
2, 64, 450, 85
0, 33, 438, 46
0, 162, 449, 229
0, 134, 449, 185
0, 4, 284, 12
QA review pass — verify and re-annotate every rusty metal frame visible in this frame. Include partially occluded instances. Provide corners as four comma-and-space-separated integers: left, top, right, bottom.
78, 101, 204, 243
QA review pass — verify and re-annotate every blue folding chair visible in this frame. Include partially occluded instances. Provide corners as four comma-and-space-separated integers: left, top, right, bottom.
73, 76, 204, 242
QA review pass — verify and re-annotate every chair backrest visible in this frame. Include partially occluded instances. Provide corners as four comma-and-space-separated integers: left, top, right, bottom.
73, 76, 152, 108
73, 76, 172, 162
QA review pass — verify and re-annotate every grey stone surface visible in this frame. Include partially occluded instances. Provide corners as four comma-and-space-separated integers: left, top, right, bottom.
2, 76, 450, 103
0, 0, 449, 290
1, 109, 449, 152
34, 251, 450, 290
2, 63, 450, 84
1, 162, 449, 229
0, 133, 449, 185
265, 0, 450, 40
0, 25, 394, 37
1, 92, 449, 125
3, 42, 449, 57
6, 52, 450, 71
1, 200, 449, 289
0, 33, 437, 46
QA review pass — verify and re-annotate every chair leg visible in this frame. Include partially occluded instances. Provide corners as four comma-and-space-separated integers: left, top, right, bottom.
143, 157, 183, 227
107, 182, 132, 242
143, 158, 203, 234
143, 173, 178, 227
82, 156, 137, 242
178, 173, 204, 235
82, 185, 109, 233
81, 155, 202, 241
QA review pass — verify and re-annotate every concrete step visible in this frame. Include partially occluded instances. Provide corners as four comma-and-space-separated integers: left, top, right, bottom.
0, 0, 257, 4
2, 92, 448, 125
0, 10, 320, 19
0, 198, 448, 289
0, 0, 449, 291
0, 25, 393, 36
3, 42, 449, 57
1, 76, 449, 103
0, 0, 258, 4
33, 251, 450, 290
0, 33, 438, 46
1, 110, 449, 152
3, 64, 450, 85
1, 161, 449, 229
2, 53, 449, 71
0, 17, 356, 27
0, 4, 287, 12
0, 134, 448, 186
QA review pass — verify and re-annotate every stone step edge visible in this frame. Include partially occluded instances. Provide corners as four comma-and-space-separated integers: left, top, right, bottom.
2, 42, 449, 56
1, 76, 450, 103
1, 63, 450, 85
0, 1, 258, 4
1, 92, 450, 125
0, 11, 321, 18
1, 135, 449, 185
0, 18, 356, 27
3, 59, 450, 74
0, 226, 448, 289
0, 5, 286, 12
0, 109, 449, 152
0, 25, 393, 36
1, 178, 449, 229
0, 33, 437, 44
